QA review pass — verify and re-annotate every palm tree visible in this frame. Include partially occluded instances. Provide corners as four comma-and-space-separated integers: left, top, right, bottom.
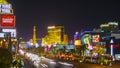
0, 48, 13, 68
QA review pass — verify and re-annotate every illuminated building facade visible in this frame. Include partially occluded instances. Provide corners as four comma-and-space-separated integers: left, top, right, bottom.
0, 0, 17, 52
99, 22, 120, 56
79, 22, 120, 57
74, 32, 81, 47
100, 22, 119, 32
42, 26, 68, 46
80, 31, 106, 56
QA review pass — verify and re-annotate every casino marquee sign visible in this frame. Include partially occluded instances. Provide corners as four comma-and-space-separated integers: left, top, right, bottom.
0, 4, 13, 14
0, 15, 15, 28
0, 0, 15, 28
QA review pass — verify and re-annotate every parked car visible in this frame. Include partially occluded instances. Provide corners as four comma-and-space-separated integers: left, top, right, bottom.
84, 56, 98, 63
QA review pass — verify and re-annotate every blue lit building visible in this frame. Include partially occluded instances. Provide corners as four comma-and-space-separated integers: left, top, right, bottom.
79, 22, 120, 57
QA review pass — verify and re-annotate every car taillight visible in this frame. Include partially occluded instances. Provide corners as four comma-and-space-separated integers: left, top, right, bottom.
61, 54, 64, 57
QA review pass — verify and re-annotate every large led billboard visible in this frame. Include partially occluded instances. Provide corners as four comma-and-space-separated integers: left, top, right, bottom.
0, 4, 13, 14
2, 28, 16, 37
92, 35, 100, 43
0, 15, 15, 28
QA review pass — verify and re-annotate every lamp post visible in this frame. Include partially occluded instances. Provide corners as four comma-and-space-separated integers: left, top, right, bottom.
5, 32, 12, 52
110, 39, 114, 56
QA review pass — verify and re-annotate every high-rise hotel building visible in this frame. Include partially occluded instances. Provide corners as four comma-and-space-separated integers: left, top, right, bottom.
42, 26, 68, 46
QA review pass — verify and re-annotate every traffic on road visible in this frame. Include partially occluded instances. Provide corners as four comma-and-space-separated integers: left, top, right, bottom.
18, 49, 120, 68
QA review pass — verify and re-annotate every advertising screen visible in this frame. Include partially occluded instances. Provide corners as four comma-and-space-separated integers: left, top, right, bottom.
92, 35, 100, 43
0, 33, 5, 38
2, 29, 16, 37
0, 4, 13, 14
0, 15, 15, 27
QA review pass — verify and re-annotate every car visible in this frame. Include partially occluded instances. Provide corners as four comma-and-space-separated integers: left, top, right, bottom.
69, 55, 81, 61
84, 56, 91, 63
84, 56, 98, 63
57, 53, 66, 60
60, 53, 66, 59
58, 53, 70, 60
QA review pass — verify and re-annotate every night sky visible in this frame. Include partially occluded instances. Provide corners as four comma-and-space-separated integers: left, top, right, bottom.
7, 0, 120, 40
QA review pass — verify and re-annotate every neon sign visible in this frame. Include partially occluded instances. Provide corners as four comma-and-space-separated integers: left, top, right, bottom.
2, 29, 17, 37
0, 15, 15, 27
92, 35, 100, 43
0, 4, 13, 14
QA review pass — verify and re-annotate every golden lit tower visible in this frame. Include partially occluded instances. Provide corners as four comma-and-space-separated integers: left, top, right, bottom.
33, 25, 37, 45
0, 0, 8, 4
47, 26, 64, 44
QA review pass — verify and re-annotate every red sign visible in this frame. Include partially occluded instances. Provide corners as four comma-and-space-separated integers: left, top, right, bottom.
0, 15, 15, 27
92, 35, 100, 43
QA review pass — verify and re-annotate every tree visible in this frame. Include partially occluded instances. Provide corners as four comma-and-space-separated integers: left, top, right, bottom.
0, 48, 13, 68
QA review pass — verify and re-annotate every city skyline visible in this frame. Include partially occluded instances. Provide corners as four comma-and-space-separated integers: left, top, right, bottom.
8, 0, 120, 40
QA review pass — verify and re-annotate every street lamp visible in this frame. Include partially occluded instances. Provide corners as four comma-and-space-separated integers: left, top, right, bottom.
110, 39, 114, 56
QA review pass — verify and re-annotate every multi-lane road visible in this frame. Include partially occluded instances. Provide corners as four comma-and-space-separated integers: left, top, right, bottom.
19, 49, 120, 68
23, 58, 120, 68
